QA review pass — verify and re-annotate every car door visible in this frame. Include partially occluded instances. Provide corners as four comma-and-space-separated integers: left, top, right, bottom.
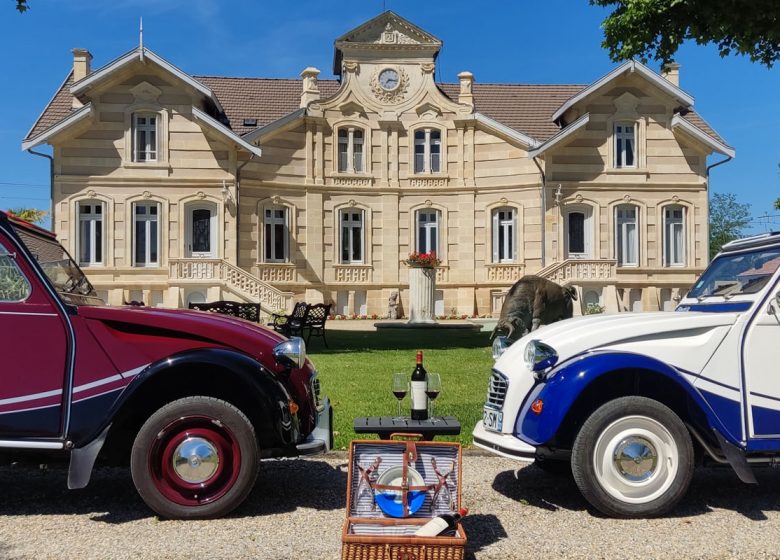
741, 263, 780, 441
0, 231, 68, 438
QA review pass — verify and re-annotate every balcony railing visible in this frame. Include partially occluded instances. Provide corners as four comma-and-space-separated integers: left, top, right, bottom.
538, 259, 617, 284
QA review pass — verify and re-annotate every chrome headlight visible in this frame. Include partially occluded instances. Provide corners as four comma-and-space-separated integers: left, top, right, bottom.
524, 340, 558, 379
492, 335, 510, 360
273, 336, 306, 369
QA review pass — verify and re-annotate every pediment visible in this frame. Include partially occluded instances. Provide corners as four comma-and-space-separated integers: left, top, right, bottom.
130, 81, 162, 103
415, 101, 443, 119
336, 11, 441, 47
338, 99, 368, 118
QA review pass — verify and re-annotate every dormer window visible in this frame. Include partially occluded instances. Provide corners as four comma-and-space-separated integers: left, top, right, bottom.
614, 123, 636, 168
337, 128, 364, 173
133, 113, 158, 162
414, 129, 441, 174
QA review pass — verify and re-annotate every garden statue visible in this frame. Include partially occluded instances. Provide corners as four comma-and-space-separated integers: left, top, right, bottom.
387, 290, 400, 319
492, 275, 578, 341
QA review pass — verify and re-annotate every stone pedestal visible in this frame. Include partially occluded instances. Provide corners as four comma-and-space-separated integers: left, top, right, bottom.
408, 266, 437, 324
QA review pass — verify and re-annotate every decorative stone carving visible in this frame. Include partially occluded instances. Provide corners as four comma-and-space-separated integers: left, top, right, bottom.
343, 61, 359, 74
575, 194, 584, 203
332, 177, 373, 187
672, 195, 680, 203
410, 178, 448, 188
623, 194, 632, 203
130, 81, 162, 103
142, 191, 152, 199
348, 199, 357, 207
369, 66, 409, 104
425, 200, 433, 207
500, 197, 508, 205
335, 266, 371, 283
420, 63, 435, 74
387, 290, 400, 319
87, 190, 96, 198
196, 191, 206, 200
272, 195, 281, 204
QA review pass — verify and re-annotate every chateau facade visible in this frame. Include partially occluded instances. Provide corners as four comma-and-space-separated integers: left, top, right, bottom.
22, 12, 733, 317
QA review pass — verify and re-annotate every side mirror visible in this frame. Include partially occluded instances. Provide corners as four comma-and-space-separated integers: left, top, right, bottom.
273, 336, 306, 369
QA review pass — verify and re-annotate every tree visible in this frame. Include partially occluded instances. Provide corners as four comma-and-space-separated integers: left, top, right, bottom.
592, 0, 780, 68
709, 192, 751, 258
13, 0, 28, 12
6, 208, 46, 224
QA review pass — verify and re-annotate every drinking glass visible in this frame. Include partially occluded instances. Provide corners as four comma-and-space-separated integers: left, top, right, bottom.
392, 372, 408, 420
426, 372, 442, 421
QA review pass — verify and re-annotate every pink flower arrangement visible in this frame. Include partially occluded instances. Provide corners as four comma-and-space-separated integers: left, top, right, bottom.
402, 251, 442, 268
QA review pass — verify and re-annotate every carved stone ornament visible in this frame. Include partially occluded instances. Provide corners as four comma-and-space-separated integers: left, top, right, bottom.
196, 191, 206, 200
420, 63, 435, 75
343, 61, 359, 74
369, 66, 410, 104
348, 199, 357, 207
130, 81, 162, 103
143, 191, 152, 199
623, 194, 632, 203
272, 195, 282, 205
500, 197, 508, 205
87, 190, 96, 198
672, 195, 680, 203
425, 200, 433, 207
575, 194, 584, 203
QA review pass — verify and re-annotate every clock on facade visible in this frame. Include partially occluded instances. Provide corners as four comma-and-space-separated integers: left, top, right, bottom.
378, 68, 400, 91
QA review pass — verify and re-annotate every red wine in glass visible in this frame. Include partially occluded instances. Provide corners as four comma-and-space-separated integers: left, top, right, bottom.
393, 390, 408, 400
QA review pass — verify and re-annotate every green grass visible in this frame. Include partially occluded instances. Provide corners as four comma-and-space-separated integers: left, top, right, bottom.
307, 329, 494, 450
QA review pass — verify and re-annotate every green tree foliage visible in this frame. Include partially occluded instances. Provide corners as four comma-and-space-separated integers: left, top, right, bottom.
13, 0, 27, 12
592, 0, 780, 68
7, 208, 46, 224
709, 192, 751, 258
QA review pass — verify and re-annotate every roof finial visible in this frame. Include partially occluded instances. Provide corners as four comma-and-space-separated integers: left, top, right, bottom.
139, 17, 144, 61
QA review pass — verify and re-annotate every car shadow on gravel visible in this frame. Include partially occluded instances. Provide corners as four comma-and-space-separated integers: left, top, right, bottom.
0, 458, 348, 523
492, 464, 780, 520
462, 514, 508, 559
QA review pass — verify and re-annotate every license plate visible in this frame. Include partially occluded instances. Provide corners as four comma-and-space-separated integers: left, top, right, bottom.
483, 408, 503, 432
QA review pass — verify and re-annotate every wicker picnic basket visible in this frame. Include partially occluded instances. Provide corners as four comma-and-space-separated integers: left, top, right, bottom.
342, 437, 466, 560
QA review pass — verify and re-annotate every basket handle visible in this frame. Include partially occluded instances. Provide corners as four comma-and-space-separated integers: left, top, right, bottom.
389, 433, 423, 441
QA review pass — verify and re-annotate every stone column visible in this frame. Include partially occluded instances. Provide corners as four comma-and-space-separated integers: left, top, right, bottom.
408, 267, 437, 324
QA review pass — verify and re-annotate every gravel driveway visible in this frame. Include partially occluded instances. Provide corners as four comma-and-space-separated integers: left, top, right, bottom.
1, 452, 780, 559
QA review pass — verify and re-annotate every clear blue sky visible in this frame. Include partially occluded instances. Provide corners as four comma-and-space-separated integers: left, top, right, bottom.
1, 0, 777, 231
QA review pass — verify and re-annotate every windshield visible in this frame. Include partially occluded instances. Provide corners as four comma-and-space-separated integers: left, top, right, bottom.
687, 246, 780, 300
11, 223, 101, 305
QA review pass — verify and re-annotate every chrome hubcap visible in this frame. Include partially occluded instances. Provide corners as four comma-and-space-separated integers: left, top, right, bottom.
613, 436, 658, 482
172, 436, 219, 483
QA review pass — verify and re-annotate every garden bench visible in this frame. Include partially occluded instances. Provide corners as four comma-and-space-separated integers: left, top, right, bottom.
188, 300, 262, 323
268, 301, 309, 337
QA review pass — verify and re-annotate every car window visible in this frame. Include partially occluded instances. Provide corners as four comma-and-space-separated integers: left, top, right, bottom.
0, 242, 31, 302
688, 248, 780, 299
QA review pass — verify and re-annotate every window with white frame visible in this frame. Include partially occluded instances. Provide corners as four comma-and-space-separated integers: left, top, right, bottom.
616, 205, 639, 266
264, 206, 289, 263
77, 201, 104, 266
337, 128, 364, 173
416, 210, 439, 254
565, 207, 591, 258
340, 209, 364, 264
133, 202, 160, 267
133, 113, 158, 162
664, 205, 686, 266
414, 129, 441, 174
492, 207, 516, 263
614, 122, 636, 168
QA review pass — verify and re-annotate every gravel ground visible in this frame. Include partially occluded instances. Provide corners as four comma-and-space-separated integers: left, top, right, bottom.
1, 452, 780, 559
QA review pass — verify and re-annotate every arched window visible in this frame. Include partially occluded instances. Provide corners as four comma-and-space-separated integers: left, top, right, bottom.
414, 129, 441, 174
564, 206, 592, 259
663, 205, 686, 266
185, 202, 218, 259
133, 201, 160, 267
416, 209, 440, 254
615, 204, 639, 266
492, 207, 517, 263
264, 205, 289, 263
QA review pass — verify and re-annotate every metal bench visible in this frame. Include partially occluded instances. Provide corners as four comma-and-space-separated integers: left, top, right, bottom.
188, 300, 262, 323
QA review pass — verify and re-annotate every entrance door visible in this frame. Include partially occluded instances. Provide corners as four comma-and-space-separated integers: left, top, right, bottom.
0, 233, 68, 437
186, 203, 217, 258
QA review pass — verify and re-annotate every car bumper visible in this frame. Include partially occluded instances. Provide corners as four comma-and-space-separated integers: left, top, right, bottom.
296, 396, 333, 456
472, 420, 536, 461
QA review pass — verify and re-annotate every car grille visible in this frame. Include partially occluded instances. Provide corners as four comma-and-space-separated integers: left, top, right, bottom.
485, 369, 508, 410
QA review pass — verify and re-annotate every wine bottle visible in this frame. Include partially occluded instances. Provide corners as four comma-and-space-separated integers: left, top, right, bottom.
410, 350, 428, 420
414, 508, 468, 537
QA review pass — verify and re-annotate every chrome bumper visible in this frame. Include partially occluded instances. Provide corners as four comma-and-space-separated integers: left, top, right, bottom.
296, 396, 333, 456
472, 420, 536, 461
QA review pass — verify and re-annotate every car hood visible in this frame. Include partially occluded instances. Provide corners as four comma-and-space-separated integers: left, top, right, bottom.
496, 311, 739, 375
78, 305, 286, 363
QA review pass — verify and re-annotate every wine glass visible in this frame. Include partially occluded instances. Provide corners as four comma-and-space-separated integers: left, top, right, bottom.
392, 372, 408, 420
427, 372, 442, 422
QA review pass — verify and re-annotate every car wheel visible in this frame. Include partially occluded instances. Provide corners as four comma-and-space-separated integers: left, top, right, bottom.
130, 396, 259, 519
571, 396, 693, 518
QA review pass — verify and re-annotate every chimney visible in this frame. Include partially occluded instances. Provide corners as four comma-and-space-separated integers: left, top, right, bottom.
458, 71, 474, 109
300, 67, 320, 108
661, 61, 680, 87
72, 48, 93, 108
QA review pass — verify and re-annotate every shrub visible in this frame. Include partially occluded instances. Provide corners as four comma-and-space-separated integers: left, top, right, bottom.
585, 303, 605, 315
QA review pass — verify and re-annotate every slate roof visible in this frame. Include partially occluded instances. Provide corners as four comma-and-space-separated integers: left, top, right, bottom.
24, 70, 727, 148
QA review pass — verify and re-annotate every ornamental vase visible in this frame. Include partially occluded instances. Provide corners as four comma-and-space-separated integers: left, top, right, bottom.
408, 266, 437, 324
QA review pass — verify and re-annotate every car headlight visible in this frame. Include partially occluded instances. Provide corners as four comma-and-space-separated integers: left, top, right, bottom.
273, 336, 306, 369
492, 335, 510, 360
524, 340, 558, 379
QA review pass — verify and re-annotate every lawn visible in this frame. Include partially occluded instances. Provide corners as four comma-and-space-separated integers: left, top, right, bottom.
306, 328, 495, 450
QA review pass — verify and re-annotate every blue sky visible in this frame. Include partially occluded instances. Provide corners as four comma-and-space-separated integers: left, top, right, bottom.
1, 0, 777, 231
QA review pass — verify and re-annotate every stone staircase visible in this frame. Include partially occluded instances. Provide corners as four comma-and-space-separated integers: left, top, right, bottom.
537, 258, 617, 285
168, 259, 294, 313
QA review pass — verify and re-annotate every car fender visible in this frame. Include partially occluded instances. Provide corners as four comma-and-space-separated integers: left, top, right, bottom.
73, 347, 294, 449
516, 350, 740, 448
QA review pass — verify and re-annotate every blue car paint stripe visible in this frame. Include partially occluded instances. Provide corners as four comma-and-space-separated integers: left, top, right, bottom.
677, 302, 753, 313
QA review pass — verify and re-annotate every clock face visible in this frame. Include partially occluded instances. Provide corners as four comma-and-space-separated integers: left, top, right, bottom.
378, 69, 400, 91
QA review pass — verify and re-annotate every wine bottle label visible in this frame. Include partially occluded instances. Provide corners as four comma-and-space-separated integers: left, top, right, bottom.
410, 380, 427, 412
414, 517, 450, 537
